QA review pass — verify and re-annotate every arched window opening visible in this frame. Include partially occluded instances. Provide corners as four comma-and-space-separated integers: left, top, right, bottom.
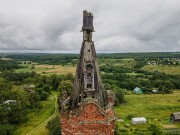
87, 73, 92, 88
85, 64, 94, 89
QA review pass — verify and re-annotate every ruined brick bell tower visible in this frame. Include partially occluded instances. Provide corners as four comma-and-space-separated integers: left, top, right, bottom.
60, 10, 115, 135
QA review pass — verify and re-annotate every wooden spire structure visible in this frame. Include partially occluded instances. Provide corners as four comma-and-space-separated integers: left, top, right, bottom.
60, 10, 115, 135
71, 10, 108, 109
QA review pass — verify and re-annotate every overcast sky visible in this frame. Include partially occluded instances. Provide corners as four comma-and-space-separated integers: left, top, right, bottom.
0, 0, 180, 53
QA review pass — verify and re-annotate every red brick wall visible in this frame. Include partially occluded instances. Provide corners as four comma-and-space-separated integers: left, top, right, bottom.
61, 102, 115, 135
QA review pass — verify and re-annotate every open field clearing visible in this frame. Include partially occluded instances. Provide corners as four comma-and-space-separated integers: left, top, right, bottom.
16, 62, 76, 75
34, 64, 76, 75
0, 57, 13, 61
99, 58, 136, 67
114, 59, 136, 67
142, 65, 180, 75
115, 90, 180, 133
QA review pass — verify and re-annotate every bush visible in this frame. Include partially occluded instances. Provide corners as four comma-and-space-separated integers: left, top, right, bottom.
0, 124, 15, 135
41, 91, 50, 101
29, 92, 41, 108
47, 116, 61, 135
148, 123, 163, 135
104, 83, 111, 90
59, 80, 73, 95
133, 131, 146, 135
43, 84, 51, 93
158, 85, 173, 94
114, 88, 126, 105
127, 114, 135, 120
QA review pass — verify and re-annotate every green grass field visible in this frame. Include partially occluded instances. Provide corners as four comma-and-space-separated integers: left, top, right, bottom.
142, 65, 180, 75
99, 58, 136, 67
0, 57, 13, 61
115, 90, 180, 133
16, 62, 76, 75
14, 91, 59, 135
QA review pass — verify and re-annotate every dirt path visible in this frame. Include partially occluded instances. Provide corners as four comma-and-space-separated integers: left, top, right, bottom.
26, 96, 58, 135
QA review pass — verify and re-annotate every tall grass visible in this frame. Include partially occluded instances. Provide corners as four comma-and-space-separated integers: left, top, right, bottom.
115, 91, 180, 133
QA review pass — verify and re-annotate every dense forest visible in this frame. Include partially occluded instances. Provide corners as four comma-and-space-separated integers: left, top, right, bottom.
0, 59, 22, 71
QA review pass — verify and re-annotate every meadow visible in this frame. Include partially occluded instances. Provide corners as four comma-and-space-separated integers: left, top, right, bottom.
142, 65, 180, 75
115, 91, 180, 134
15, 62, 76, 75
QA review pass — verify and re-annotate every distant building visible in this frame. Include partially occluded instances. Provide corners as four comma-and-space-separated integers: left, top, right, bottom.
3, 100, 16, 110
170, 112, 180, 123
24, 84, 35, 93
3, 100, 16, 104
133, 87, 143, 94
152, 90, 158, 93
131, 117, 146, 125
24, 84, 35, 89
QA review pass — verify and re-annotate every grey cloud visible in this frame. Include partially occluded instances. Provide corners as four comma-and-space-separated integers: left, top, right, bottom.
0, 0, 180, 53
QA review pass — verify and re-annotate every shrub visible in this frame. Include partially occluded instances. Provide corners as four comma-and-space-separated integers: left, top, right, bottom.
114, 88, 126, 105
114, 125, 121, 135
41, 91, 50, 101
43, 84, 51, 93
127, 114, 135, 120
0, 124, 15, 135
148, 123, 163, 135
47, 116, 61, 135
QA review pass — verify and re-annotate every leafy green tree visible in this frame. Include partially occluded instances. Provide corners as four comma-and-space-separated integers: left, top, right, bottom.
24, 77, 36, 84
39, 75, 50, 84
164, 81, 174, 89
1, 87, 30, 124
114, 123, 121, 135
0, 124, 15, 135
36, 88, 43, 95
134, 59, 146, 69
148, 123, 163, 135
128, 81, 137, 90
59, 80, 73, 95
104, 83, 111, 90
41, 91, 50, 101
47, 116, 61, 135
29, 92, 41, 108
0, 59, 22, 71
43, 84, 51, 93
158, 85, 172, 94
50, 74, 60, 90
113, 88, 126, 105
65, 73, 74, 81
119, 82, 130, 90
0, 78, 12, 103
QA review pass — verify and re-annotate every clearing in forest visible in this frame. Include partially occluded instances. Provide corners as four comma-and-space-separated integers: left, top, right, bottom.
142, 65, 180, 75
16, 62, 76, 75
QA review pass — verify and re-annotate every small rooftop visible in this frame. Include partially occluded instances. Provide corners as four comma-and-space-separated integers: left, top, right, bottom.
171, 112, 180, 120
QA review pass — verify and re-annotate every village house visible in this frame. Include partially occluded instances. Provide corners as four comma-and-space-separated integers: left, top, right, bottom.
3, 100, 16, 110
152, 89, 158, 93
170, 112, 180, 123
133, 87, 143, 94
131, 117, 146, 125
